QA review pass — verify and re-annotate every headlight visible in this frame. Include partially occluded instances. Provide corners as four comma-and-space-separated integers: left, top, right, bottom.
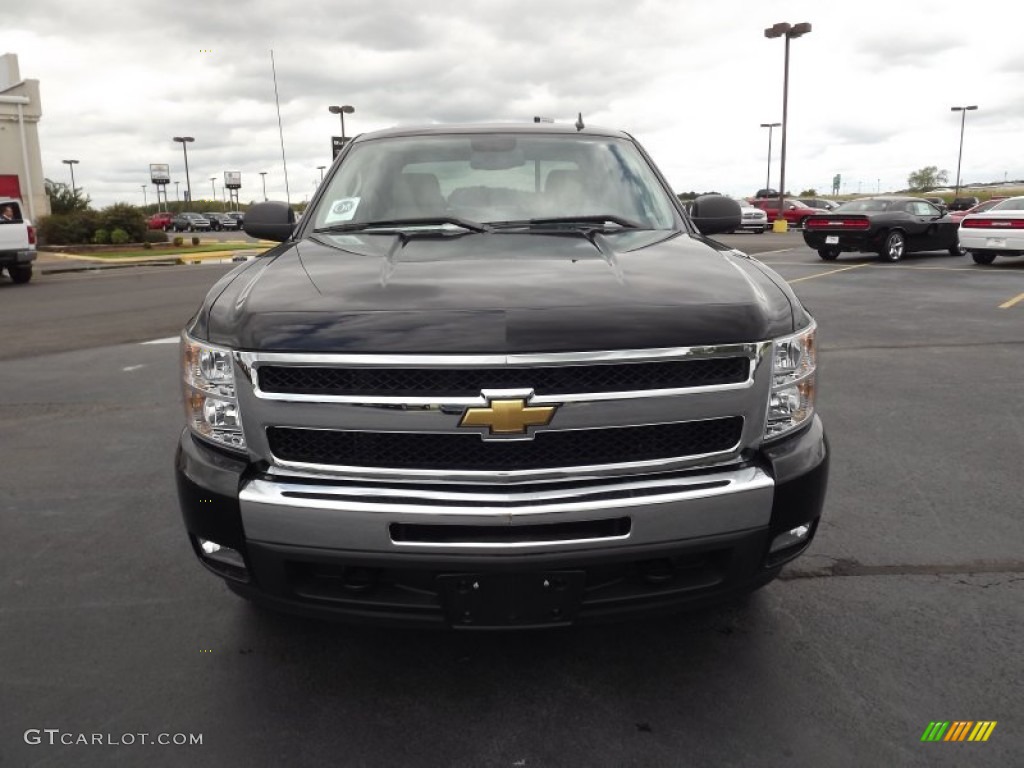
764, 321, 817, 439
182, 335, 246, 451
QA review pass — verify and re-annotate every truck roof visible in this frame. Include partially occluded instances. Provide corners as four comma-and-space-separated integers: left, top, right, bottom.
350, 122, 632, 143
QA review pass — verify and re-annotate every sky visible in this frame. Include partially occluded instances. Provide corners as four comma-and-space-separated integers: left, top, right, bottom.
7, 0, 1024, 208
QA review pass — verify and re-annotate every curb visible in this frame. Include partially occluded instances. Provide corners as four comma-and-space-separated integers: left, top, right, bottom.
37, 249, 265, 274
39, 259, 182, 274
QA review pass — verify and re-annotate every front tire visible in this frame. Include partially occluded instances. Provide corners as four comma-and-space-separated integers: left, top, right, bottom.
8, 265, 33, 284
817, 247, 841, 261
971, 251, 996, 265
879, 230, 906, 262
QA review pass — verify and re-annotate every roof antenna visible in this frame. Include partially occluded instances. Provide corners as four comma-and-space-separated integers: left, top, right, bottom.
575, 112, 585, 131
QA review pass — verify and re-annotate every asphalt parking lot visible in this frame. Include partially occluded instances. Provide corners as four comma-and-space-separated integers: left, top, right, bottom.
1, 232, 1021, 767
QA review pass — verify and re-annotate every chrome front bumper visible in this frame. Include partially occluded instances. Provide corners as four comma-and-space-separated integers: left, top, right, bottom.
239, 463, 774, 555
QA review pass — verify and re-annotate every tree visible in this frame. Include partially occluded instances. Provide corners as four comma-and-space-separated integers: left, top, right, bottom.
799, 188, 818, 197
906, 167, 949, 191
98, 202, 146, 243
44, 178, 91, 214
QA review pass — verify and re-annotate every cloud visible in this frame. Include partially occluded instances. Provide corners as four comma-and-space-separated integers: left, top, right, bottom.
10, 0, 1024, 207
856, 34, 963, 70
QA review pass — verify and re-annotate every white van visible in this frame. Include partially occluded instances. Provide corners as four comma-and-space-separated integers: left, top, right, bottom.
0, 198, 36, 284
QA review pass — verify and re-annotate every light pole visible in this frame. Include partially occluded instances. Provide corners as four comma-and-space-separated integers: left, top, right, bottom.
759, 123, 781, 193
328, 105, 355, 140
62, 159, 80, 194
174, 181, 180, 205
951, 105, 978, 199
173, 136, 195, 204
259, 171, 268, 201
141, 185, 147, 207
317, 165, 326, 183
765, 21, 812, 232
210, 177, 217, 205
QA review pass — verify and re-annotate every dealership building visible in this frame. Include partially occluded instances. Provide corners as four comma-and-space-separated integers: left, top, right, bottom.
0, 53, 49, 220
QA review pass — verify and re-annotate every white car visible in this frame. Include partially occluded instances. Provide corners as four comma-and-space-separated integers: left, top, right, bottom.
958, 196, 1024, 265
733, 200, 767, 233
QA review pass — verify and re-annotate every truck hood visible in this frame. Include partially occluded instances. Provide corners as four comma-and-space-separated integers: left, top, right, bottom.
199, 231, 796, 353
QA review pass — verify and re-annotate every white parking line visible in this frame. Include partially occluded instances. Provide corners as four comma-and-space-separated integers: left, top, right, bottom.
142, 337, 179, 345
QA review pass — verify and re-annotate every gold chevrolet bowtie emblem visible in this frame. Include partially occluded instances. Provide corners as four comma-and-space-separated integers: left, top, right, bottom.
459, 399, 556, 435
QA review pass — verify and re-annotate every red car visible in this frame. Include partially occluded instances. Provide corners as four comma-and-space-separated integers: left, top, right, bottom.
147, 212, 175, 231
748, 198, 824, 228
948, 197, 1007, 224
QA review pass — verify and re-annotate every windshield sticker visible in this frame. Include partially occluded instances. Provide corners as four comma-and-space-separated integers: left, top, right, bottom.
325, 197, 360, 223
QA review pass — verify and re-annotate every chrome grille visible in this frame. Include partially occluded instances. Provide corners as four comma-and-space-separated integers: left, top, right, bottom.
267, 418, 744, 471
235, 344, 770, 479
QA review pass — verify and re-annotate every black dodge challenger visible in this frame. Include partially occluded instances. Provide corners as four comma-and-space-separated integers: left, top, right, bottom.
802, 196, 960, 262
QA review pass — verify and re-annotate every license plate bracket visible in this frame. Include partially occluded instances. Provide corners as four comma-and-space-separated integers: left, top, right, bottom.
438, 571, 586, 628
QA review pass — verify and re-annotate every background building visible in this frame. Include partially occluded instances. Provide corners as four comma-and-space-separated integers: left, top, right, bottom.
0, 53, 48, 220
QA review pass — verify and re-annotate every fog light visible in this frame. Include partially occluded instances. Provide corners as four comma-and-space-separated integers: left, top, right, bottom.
197, 537, 246, 570
769, 524, 812, 554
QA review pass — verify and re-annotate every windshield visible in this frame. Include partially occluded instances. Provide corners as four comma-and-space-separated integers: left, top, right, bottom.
990, 197, 1024, 212
310, 133, 679, 231
834, 199, 892, 213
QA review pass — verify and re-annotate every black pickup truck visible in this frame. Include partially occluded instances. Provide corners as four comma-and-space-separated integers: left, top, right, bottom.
176, 123, 828, 628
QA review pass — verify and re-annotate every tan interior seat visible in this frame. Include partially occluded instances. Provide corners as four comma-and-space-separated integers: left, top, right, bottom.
390, 173, 447, 219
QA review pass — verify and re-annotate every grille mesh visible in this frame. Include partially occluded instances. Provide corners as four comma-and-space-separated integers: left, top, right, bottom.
267, 418, 743, 471
257, 357, 749, 397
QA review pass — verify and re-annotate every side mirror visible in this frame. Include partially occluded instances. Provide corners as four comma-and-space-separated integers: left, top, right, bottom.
243, 201, 296, 242
689, 195, 741, 236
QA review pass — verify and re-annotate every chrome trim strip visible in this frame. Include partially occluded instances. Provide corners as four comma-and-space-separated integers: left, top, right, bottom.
265, 435, 744, 480
250, 380, 756, 405
262, 453, 747, 485
275, 474, 731, 504
238, 343, 761, 368
241, 465, 770, 517
390, 535, 633, 550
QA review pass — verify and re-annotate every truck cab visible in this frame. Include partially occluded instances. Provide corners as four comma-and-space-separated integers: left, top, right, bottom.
0, 199, 36, 284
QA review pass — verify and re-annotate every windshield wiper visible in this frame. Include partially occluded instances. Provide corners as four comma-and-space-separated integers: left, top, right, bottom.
313, 217, 491, 234
488, 215, 644, 231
